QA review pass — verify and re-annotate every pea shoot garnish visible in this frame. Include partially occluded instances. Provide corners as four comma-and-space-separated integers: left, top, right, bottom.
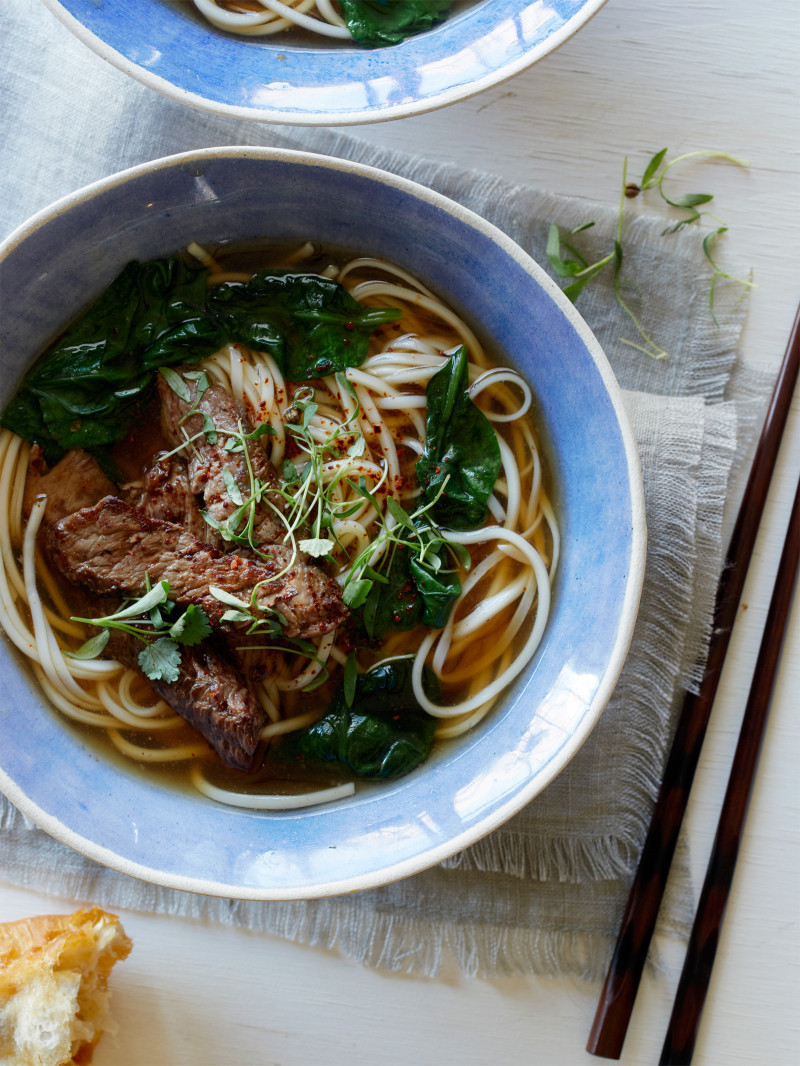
547, 148, 756, 357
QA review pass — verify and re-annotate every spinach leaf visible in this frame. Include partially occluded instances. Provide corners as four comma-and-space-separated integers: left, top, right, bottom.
362, 544, 423, 640
207, 270, 400, 381
338, 0, 453, 46
415, 346, 502, 531
272, 658, 439, 779
358, 513, 462, 639
409, 553, 460, 629
2, 257, 399, 460
1, 258, 222, 460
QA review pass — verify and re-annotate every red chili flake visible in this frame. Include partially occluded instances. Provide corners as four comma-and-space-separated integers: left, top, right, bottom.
230, 557, 241, 570
345, 322, 354, 331
342, 338, 350, 346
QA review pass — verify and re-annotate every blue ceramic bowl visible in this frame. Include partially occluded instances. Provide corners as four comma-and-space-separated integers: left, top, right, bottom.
0, 148, 645, 899
39, 0, 609, 125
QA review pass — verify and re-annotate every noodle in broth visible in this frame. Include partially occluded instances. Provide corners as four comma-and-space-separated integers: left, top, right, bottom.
0, 241, 558, 809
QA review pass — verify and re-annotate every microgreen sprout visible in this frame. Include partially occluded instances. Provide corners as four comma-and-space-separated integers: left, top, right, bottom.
633, 148, 749, 233
547, 148, 753, 357
340, 473, 466, 638
702, 227, 757, 326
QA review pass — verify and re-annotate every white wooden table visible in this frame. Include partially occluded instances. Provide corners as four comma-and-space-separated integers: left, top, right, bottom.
2, 2, 798, 1063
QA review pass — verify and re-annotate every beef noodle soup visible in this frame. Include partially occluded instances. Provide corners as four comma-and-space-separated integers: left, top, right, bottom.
0, 240, 558, 809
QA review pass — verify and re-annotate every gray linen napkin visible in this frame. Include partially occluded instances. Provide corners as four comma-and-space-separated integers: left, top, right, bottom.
0, 0, 771, 979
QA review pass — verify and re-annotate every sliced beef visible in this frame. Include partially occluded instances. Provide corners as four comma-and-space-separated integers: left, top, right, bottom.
50, 496, 347, 641
26, 448, 267, 771
124, 454, 223, 549
24, 445, 116, 524
158, 373, 290, 546
104, 631, 266, 772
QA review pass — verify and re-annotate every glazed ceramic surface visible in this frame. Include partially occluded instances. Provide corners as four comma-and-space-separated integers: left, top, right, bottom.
39, 0, 608, 125
0, 148, 645, 899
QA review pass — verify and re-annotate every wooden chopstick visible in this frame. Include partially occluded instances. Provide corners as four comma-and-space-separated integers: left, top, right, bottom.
587, 303, 800, 1060
659, 473, 800, 1065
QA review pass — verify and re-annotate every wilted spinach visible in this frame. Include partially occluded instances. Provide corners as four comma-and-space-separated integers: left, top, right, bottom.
415, 346, 501, 531
1, 258, 220, 460
271, 657, 439, 779
207, 270, 400, 381
1, 257, 400, 460
338, 0, 453, 46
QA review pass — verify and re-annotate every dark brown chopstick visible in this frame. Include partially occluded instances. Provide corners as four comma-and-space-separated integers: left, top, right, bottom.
659, 473, 800, 1065
587, 302, 800, 1060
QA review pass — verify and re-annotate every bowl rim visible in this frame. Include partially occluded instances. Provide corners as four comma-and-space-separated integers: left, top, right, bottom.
38, 0, 610, 126
0, 146, 646, 899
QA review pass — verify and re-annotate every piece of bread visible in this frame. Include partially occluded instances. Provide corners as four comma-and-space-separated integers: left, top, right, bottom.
0, 907, 132, 1066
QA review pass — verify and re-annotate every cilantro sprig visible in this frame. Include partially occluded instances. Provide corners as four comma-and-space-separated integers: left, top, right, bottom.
67, 580, 212, 683
206, 585, 332, 691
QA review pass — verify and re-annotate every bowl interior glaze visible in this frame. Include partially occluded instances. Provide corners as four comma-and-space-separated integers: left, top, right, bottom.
0, 148, 644, 899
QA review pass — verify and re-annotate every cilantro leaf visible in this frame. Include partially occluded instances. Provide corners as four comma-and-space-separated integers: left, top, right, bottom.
169, 604, 213, 646
138, 637, 182, 683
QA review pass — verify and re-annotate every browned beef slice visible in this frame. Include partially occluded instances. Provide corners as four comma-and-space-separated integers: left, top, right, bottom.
124, 454, 223, 549
50, 496, 348, 640
25, 449, 267, 771
24, 445, 116, 524
105, 631, 266, 772
158, 373, 289, 546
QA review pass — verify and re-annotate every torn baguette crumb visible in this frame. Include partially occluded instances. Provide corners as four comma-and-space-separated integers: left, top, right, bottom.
0, 907, 132, 1065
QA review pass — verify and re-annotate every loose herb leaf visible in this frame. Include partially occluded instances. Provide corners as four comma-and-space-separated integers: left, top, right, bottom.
65, 628, 111, 660
342, 578, 373, 610
222, 467, 244, 506
96, 581, 170, 623
138, 637, 182, 683
201, 412, 218, 444
343, 649, 358, 708
298, 537, 335, 558
168, 603, 213, 646
208, 586, 251, 611
385, 495, 415, 531
416, 347, 501, 531
159, 365, 191, 402
640, 147, 669, 189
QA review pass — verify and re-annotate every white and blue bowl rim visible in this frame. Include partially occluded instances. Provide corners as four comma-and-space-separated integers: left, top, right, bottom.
40, 0, 609, 125
0, 147, 646, 900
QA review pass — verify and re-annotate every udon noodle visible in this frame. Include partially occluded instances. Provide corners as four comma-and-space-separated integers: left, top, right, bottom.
192, 0, 353, 39
0, 242, 559, 809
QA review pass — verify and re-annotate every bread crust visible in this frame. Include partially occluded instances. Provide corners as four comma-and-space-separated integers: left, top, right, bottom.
0, 907, 132, 1065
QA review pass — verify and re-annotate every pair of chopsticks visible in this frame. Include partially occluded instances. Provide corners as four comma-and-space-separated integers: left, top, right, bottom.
587, 303, 800, 1063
